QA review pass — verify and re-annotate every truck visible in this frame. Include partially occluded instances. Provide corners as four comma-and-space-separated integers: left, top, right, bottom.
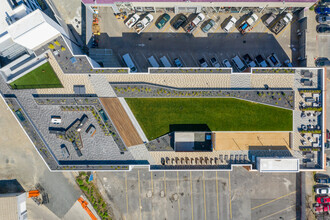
270, 13, 292, 34
238, 13, 258, 34
134, 14, 153, 34
125, 14, 140, 28
185, 13, 205, 34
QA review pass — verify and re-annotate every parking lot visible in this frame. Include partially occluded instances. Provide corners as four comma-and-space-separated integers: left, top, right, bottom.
97, 167, 300, 220
98, 8, 298, 72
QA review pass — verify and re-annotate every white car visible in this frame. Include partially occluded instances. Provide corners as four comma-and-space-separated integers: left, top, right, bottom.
315, 187, 330, 194
223, 16, 237, 32
125, 14, 140, 28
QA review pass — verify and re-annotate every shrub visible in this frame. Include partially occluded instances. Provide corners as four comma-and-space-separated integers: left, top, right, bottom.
80, 185, 88, 191
77, 178, 84, 186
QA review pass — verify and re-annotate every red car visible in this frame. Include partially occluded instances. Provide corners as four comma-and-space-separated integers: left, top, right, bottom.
315, 204, 330, 214
317, 196, 330, 204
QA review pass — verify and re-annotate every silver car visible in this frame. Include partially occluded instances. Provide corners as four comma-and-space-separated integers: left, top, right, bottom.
317, 15, 330, 24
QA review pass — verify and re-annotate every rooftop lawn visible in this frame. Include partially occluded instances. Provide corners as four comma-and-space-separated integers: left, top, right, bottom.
126, 98, 293, 140
9, 62, 63, 89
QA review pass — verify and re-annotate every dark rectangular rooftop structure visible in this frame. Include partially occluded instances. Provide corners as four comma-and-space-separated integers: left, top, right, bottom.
73, 85, 86, 94
301, 70, 313, 78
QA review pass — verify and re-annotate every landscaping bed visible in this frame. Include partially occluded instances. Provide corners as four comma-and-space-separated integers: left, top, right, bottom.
111, 83, 295, 109
76, 172, 111, 220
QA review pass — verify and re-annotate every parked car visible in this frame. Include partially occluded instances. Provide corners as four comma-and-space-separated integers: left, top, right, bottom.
284, 59, 293, 67
315, 57, 330, 67
315, 187, 330, 194
199, 58, 208, 67
255, 55, 268, 67
315, 6, 330, 15
317, 15, 330, 24
267, 53, 282, 67
314, 204, 330, 214
172, 14, 187, 30
223, 16, 237, 32
210, 57, 221, 67
232, 55, 247, 72
201, 19, 216, 33
222, 59, 232, 68
125, 14, 140, 28
156, 13, 170, 29
320, 0, 330, 5
174, 58, 183, 67
242, 54, 257, 67
264, 13, 277, 27
315, 174, 330, 183
317, 196, 330, 204
186, 13, 205, 34
317, 24, 330, 33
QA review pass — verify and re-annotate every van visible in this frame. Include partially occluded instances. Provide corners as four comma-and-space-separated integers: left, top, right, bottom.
160, 56, 172, 67
264, 13, 277, 27
122, 53, 137, 73
147, 56, 160, 67
231, 56, 246, 72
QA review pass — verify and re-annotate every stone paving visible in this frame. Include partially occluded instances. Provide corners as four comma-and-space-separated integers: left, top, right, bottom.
251, 74, 295, 88
89, 75, 116, 97
230, 74, 251, 88
127, 144, 156, 164
106, 74, 232, 88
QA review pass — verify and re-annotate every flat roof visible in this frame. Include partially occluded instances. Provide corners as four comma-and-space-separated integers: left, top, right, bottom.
257, 158, 299, 172
7, 10, 60, 50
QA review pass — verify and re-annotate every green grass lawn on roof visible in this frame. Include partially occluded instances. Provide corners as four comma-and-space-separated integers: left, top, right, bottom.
126, 98, 293, 140
9, 62, 62, 89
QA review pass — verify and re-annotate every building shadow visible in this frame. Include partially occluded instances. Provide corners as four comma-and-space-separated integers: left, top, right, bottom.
0, 179, 25, 194
169, 124, 211, 132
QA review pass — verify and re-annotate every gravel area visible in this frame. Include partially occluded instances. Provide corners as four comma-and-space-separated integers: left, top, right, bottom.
111, 82, 295, 109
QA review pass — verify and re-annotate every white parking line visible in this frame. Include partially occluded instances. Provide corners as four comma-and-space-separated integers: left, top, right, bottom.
178, 54, 186, 67
190, 53, 199, 67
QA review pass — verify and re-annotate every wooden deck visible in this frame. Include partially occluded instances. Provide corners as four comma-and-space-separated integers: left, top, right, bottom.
100, 98, 143, 147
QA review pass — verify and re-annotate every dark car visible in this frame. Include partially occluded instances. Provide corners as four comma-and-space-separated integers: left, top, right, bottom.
317, 24, 330, 33
315, 57, 330, 67
174, 58, 183, 67
156, 13, 171, 29
201, 19, 216, 33
315, 6, 330, 15
172, 14, 187, 30
315, 174, 330, 183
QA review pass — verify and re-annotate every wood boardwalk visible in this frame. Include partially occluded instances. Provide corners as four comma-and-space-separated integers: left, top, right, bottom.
100, 98, 143, 147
